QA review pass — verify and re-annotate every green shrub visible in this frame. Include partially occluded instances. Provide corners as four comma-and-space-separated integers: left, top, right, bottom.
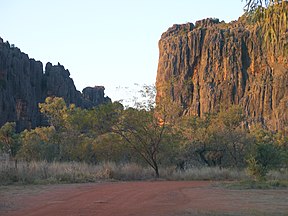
247, 143, 282, 180
246, 157, 267, 180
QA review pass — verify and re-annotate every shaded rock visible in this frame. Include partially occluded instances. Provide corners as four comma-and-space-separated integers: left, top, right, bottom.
43, 62, 82, 106
0, 40, 111, 131
82, 86, 111, 108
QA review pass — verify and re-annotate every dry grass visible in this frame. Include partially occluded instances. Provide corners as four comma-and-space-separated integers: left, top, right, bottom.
163, 167, 249, 181
1, 160, 287, 185
0, 160, 101, 185
0, 161, 154, 185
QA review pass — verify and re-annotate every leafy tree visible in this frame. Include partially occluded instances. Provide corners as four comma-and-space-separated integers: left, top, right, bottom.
243, 0, 288, 55
39, 97, 70, 130
179, 105, 250, 168
64, 104, 122, 137
92, 102, 124, 135
38, 97, 70, 160
134, 84, 156, 110
247, 127, 286, 180
247, 142, 282, 180
38, 97, 94, 161
112, 108, 167, 178
217, 105, 245, 130
244, 0, 285, 12
213, 106, 251, 167
0, 122, 20, 160
92, 133, 129, 163
177, 114, 216, 167
39, 97, 125, 163
107, 85, 178, 178
17, 126, 56, 161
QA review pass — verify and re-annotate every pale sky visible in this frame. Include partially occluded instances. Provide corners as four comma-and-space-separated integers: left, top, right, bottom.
0, 0, 246, 103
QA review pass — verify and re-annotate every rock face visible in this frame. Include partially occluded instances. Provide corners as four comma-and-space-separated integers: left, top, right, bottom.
156, 4, 288, 132
0, 39, 111, 131
82, 86, 111, 108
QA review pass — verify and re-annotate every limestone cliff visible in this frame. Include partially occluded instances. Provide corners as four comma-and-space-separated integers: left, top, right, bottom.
156, 4, 288, 132
0, 38, 111, 131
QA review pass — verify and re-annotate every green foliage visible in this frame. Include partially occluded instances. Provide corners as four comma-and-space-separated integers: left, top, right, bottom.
246, 157, 268, 180
102, 85, 181, 177
0, 122, 20, 158
178, 105, 251, 168
247, 143, 282, 180
244, 1, 288, 55
92, 133, 128, 163
218, 105, 245, 129
244, 0, 285, 12
39, 97, 69, 130
92, 102, 123, 135
35, 89, 176, 178
253, 143, 281, 169
2, 88, 287, 181
113, 107, 166, 177
37, 97, 120, 163
136, 84, 156, 110
17, 127, 56, 161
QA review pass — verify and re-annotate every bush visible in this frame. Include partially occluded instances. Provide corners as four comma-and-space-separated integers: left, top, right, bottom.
246, 157, 267, 180
247, 143, 282, 180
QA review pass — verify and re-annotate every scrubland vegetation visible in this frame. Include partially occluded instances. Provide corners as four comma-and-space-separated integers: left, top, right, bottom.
0, 85, 287, 186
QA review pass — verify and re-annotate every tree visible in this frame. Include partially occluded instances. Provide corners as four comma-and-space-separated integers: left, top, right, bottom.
39, 97, 125, 163
39, 97, 69, 130
247, 127, 285, 180
18, 126, 56, 161
0, 122, 20, 161
214, 105, 251, 167
92, 133, 129, 163
38, 97, 71, 160
247, 142, 282, 180
38, 97, 93, 161
178, 105, 251, 168
112, 107, 167, 178
178, 114, 219, 167
217, 105, 245, 130
106, 85, 178, 178
244, 0, 285, 12
243, 0, 288, 54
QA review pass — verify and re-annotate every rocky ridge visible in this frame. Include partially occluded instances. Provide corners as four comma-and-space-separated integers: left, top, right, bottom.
0, 38, 111, 131
156, 4, 288, 132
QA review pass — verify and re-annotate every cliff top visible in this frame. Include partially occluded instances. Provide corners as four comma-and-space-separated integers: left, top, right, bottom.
161, 2, 288, 41
160, 18, 239, 40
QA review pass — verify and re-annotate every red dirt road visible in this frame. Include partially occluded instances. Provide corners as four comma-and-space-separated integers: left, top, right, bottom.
1, 181, 288, 216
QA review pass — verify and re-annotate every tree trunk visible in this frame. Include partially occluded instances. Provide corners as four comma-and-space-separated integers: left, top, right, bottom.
152, 160, 160, 178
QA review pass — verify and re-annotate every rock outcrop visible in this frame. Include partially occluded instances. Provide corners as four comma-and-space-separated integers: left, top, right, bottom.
156, 3, 288, 132
0, 39, 111, 131
82, 86, 111, 108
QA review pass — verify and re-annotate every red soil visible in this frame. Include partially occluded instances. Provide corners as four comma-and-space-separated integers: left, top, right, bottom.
1, 181, 287, 216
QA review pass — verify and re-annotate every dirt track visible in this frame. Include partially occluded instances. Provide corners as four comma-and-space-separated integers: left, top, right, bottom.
1, 181, 288, 216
